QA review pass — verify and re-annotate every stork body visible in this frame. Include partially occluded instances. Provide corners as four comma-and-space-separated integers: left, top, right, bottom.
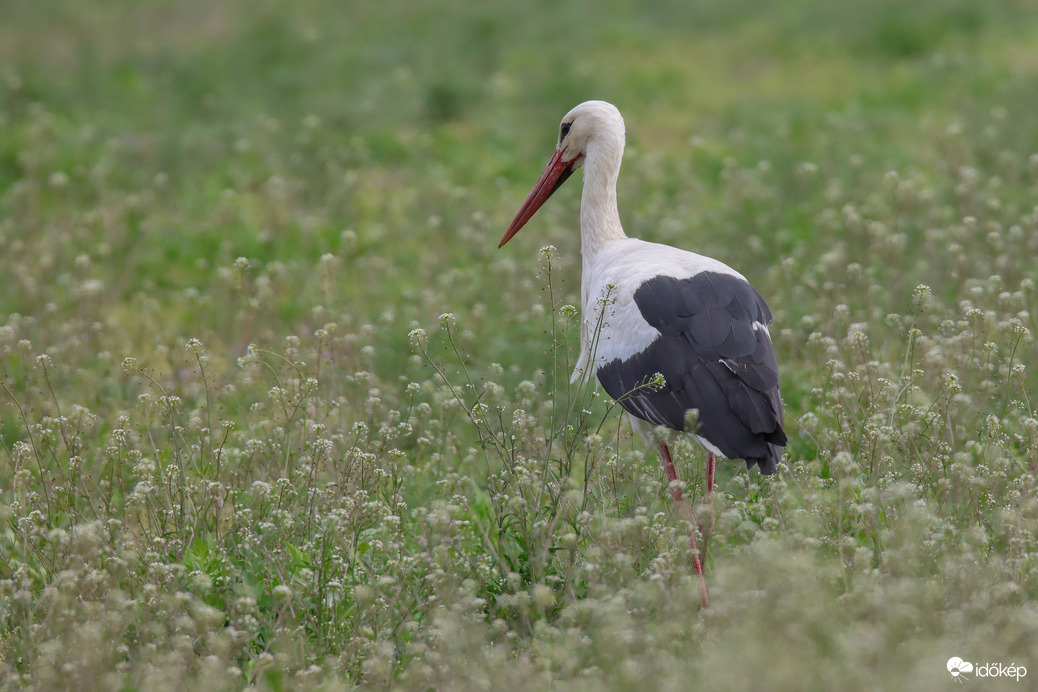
501, 101, 786, 606
574, 238, 784, 472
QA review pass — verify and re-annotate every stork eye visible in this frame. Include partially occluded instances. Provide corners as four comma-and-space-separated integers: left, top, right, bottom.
560, 122, 573, 142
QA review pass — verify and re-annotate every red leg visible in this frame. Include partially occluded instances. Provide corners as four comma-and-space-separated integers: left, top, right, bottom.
659, 441, 709, 608
700, 452, 716, 565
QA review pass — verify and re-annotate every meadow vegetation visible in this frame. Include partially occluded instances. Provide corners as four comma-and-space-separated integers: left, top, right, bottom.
2, 0, 1038, 689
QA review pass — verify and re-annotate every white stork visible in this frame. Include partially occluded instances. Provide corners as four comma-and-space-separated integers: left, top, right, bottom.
499, 101, 786, 607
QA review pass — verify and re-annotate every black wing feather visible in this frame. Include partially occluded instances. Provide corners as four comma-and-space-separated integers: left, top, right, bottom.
597, 271, 786, 474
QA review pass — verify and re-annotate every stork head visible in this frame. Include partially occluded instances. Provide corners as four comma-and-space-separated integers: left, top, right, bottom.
499, 100, 625, 247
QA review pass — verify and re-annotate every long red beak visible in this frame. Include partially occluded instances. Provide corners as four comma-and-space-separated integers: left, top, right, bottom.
499, 149, 580, 248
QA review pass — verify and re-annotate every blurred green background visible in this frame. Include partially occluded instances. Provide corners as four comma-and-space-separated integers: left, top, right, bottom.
2, 0, 1038, 689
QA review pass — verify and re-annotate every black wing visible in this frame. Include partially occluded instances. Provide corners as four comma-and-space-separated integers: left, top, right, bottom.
597, 271, 786, 474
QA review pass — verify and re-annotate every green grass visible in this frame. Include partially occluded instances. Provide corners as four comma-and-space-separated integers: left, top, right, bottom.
2, 0, 1038, 689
